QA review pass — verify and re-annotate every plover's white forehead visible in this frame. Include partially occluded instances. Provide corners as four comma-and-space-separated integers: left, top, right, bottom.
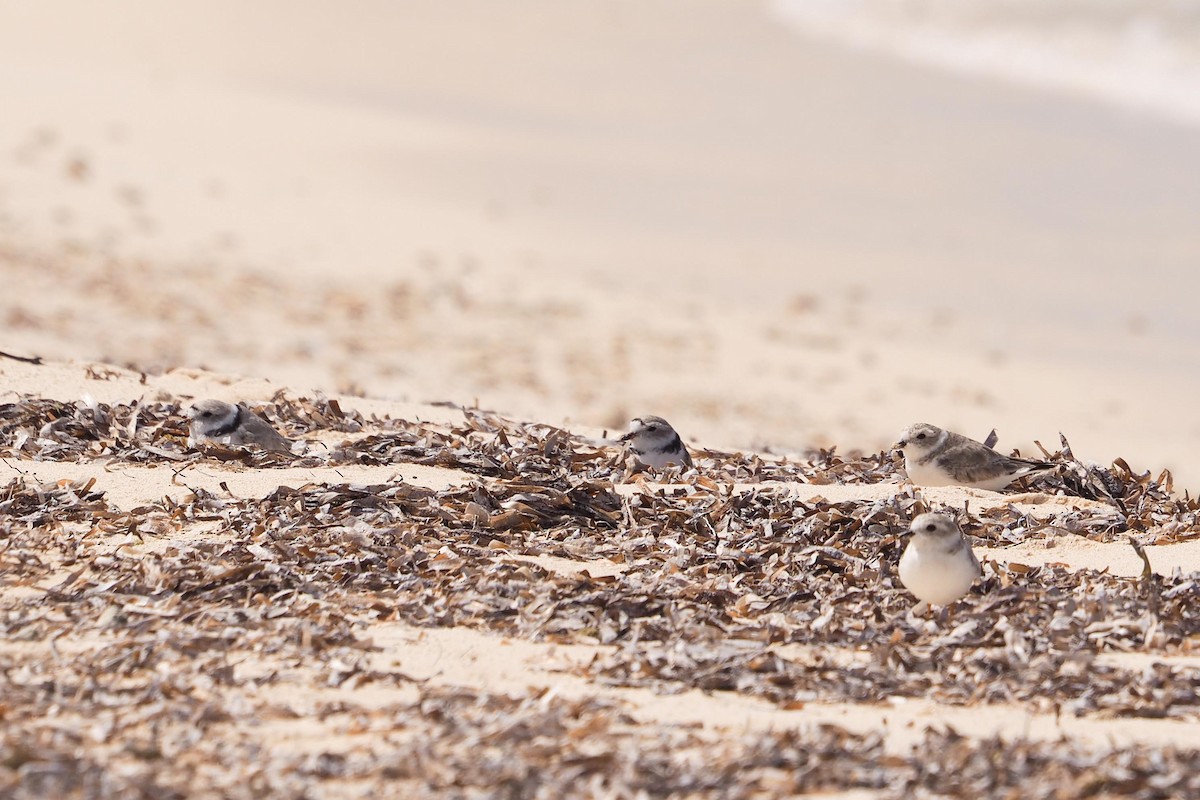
910, 512, 958, 535
898, 422, 941, 445
634, 415, 672, 429
190, 399, 234, 418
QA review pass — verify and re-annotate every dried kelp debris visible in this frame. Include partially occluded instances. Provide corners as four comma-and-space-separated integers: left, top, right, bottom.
19, 474, 1200, 655
6, 393, 1197, 541
264, 390, 366, 434
8, 399, 1200, 797
799, 445, 900, 485
0, 395, 901, 484
899, 727, 1200, 800
586, 624, 1200, 718
330, 408, 903, 486
0, 397, 185, 460
0, 394, 339, 466
349, 688, 1200, 799
6, 682, 1200, 799
0, 621, 384, 799
0, 476, 107, 525
7, 472, 1198, 725
1021, 436, 1200, 539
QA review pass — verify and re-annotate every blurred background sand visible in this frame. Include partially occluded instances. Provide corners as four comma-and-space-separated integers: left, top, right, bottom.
1, 0, 1199, 485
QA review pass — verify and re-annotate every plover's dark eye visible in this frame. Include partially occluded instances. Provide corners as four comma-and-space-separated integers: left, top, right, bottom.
201, 411, 214, 419
916, 433, 926, 440
926, 524, 937, 532
647, 425, 658, 432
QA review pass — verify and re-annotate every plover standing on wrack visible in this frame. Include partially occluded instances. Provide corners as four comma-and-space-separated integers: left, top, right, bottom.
897, 512, 981, 609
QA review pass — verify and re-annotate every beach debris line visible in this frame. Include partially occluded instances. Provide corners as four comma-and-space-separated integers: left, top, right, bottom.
4, 391, 1200, 794
0, 394, 1198, 537
3, 457, 1198, 717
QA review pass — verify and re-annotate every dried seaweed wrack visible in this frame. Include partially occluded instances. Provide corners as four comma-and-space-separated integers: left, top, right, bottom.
0, 395, 987, 489
801, 446, 901, 485
0, 397, 189, 462
328, 408, 619, 480
330, 406, 908, 487
1016, 436, 1200, 542
0, 395, 338, 466
8, 679, 1200, 797
76, 474, 1191, 724
0, 477, 107, 526
264, 390, 366, 435
3, 490, 1200, 797
8, 399, 1200, 791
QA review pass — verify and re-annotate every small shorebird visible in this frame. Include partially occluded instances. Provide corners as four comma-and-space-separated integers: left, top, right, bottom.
188, 399, 292, 452
895, 422, 1054, 491
619, 415, 693, 469
898, 512, 981, 607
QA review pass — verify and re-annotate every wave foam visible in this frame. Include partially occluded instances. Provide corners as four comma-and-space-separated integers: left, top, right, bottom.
770, 0, 1200, 127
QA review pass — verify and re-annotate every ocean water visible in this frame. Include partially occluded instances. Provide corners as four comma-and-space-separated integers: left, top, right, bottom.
770, 0, 1200, 127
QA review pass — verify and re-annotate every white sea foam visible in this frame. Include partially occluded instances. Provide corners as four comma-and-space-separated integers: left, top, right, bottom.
770, 0, 1200, 127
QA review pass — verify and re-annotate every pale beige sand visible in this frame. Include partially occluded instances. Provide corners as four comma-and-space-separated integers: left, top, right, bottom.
1, 1, 1199, 488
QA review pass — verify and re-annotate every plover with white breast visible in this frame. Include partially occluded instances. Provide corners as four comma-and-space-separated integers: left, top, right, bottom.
898, 512, 981, 608
619, 415, 693, 470
188, 399, 293, 452
896, 422, 1054, 491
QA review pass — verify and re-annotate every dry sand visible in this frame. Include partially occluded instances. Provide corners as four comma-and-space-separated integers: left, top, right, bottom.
3, 1, 1200, 797
2, 1, 1200, 485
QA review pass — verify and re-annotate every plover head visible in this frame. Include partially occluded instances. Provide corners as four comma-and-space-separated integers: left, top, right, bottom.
895, 422, 943, 454
906, 512, 961, 541
188, 399, 239, 437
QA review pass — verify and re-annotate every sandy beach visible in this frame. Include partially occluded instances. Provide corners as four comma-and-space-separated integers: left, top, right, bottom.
3, 1, 1200, 796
